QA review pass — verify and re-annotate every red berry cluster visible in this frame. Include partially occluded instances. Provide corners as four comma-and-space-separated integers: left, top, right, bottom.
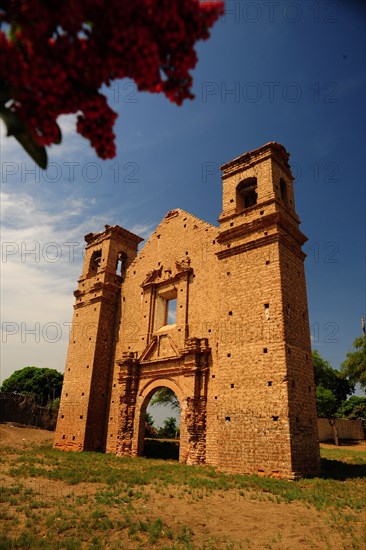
0, 0, 223, 159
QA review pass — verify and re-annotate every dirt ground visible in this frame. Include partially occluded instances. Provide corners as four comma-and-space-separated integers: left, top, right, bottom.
0, 422, 55, 448
1, 424, 365, 549
1, 422, 365, 452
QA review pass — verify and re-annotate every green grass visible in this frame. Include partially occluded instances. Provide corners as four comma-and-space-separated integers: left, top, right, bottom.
0, 442, 365, 549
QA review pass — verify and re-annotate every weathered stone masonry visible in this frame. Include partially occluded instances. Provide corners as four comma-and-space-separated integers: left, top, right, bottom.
54, 142, 320, 478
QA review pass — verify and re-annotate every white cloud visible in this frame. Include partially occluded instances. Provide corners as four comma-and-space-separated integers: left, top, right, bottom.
129, 223, 155, 240
0, 115, 160, 385
0, 189, 109, 384
0, 114, 89, 167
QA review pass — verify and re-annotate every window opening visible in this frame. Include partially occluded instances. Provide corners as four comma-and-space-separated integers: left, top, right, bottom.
166, 298, 177, 325
116, 252, 127, 278
236, 177, 258, 210
280, 178, 288, 204
155, 289, 178, 330
90, 250, 102, 273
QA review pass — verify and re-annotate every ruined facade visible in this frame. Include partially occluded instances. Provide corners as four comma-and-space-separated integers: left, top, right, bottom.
54, 142, 320, 478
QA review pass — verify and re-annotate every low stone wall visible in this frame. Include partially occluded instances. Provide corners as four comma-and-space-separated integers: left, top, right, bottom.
318, 418, 365, 441
0, 393, 57, 431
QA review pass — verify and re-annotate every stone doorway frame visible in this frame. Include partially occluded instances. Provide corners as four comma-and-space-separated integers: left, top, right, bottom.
115, 337, 210, 465
135, 379, 185, 461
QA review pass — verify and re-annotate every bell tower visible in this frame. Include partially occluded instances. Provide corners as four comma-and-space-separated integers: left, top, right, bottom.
54, 225, 143, 452
214, 142, 320, 477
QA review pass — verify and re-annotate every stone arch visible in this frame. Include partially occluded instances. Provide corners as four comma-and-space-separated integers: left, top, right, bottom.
134, 378, 188, 461
116, 339, 210, 465
236, 177, 258, 211
139, 377, 185, 404
89, 249, 102, 274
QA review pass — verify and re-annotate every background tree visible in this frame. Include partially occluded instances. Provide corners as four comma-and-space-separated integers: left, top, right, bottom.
337, 396, 366, 428
157, 417, 180, 439
145, 411, 157, 438
0, 0, 223, 167
0, 366, 63, 406
340, 336, 366, 391
312, 350, 354, 445
150, 388, 180, 411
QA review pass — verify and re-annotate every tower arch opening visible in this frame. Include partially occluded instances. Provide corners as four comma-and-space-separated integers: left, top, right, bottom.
116, 252, 128, 279
236, 177, 258, 211
280, 177, 288, 205
89, 249, 102, 274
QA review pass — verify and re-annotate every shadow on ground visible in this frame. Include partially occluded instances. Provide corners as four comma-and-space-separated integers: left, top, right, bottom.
143, 438, 179, 460
321, 458, 366, 480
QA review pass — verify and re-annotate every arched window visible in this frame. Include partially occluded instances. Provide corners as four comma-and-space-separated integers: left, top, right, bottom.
236, 177, 257, 211
280, 178, 288, 205
89, 250, 102, 273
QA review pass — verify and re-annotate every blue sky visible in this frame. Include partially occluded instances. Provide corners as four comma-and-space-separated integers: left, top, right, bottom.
1, 1, 365, 425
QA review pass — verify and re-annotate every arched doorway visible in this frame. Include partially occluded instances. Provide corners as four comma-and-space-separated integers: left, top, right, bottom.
116, 339, 210, 465
134, 379, 189, 463
142, 386, 180, 459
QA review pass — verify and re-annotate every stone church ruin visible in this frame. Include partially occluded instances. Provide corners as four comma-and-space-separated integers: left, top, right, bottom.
54, 142, 320, 478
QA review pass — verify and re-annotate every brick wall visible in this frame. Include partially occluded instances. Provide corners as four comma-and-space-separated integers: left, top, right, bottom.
54, 142, 320, 478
